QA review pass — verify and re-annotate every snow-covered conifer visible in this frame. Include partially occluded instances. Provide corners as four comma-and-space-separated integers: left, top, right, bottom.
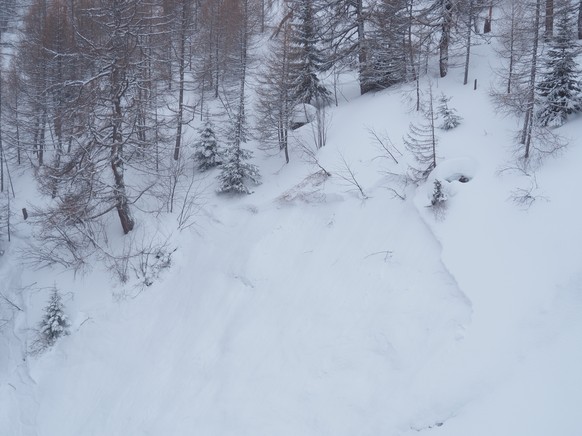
288, 0, 330, 106
536, 9, 582, 127
217, 100, 261, 195
216, 145, 261, 194
194, 116, 222, 171
437, 93, 463, 130
362, 0, 408, 92
38, 288, 70, 349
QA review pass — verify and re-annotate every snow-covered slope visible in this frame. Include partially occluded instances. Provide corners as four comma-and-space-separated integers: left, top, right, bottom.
1, 41, 581, 436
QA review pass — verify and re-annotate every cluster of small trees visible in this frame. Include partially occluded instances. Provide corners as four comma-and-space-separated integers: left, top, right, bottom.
494, 0, 582, 162
0, 0, 269, 268
0, 0, 579, 266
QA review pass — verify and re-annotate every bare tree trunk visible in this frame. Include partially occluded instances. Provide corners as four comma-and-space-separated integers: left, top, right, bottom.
429, 87, 437, 167
10, 69, 21, 165
439, 0, 453, 78
463, 0, 473, 85
260, 0, 265, 33
545, 0, 554, 38
38, 110, 46, 167
111, 61, 134, 234
522, 0, 542, 160
52, 16, 65, 198
283, 125, 289, 163
578, 0, 582, 39
233, 0, 249, 148
407, 2, 417, 82
507, 4, 516, 94
356, 0, 368, 94
173, 2, 189, 161
0, 66, 3, 192
484, 5, 493, 33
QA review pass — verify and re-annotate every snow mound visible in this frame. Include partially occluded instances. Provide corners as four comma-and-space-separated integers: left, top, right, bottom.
431, 157, 478, 184
414, 157, 479, 207
277, 171, 343, 205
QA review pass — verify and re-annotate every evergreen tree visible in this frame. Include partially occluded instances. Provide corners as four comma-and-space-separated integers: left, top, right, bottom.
322, 0, 371, 95
536, 9, 582, 127
216, 144, 261, 194
217, 99, 261, 194
288, 0, 330, 106
437, 93, 463, 130
38, 287, 70, 349
363, 0, 409, 91
194, 116, 222, 171
217, 0, 261, 195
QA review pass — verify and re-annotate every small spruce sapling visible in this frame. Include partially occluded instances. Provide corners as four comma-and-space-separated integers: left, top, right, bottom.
431, 179, 447, 205
430, 179, 448, 219
437, 93, 462, 130
194, 116, 222, 171
38, 287, 70, 349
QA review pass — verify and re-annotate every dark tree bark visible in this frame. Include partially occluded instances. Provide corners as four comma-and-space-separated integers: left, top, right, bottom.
173, 1, 192, 161
439, 0, 453, 77
522, 0, 542, 159
356, 0, 369, 94
484, 5, 493, 33
111, 63, 134, 234
545, 0, 554, 38
463, 0, 474, 85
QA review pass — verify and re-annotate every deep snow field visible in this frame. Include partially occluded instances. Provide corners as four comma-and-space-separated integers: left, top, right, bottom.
1, 35, 581, 436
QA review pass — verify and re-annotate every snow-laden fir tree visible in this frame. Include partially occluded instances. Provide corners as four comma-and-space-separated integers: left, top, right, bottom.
363, 0, 409, 92
38, 287, 70, 349
216, 1, 260, 195
288, 0, 330, 106
217, 100, 261, 194
405, 86, 438, 183
216, 146, 261, 194
536, 8, 582, 127
194, 115, 222, 171
437, 93, 463, 130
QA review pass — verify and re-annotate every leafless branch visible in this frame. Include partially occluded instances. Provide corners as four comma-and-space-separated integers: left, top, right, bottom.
364, 250, 393, 262
296, 137, 332, 177
0, 292, 22, 311
368, 127, 401, 164
336, 153, 368, 200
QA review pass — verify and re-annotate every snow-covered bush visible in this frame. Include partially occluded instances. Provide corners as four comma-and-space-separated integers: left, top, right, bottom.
431, 179, 447, 206
430, 179, 448, 220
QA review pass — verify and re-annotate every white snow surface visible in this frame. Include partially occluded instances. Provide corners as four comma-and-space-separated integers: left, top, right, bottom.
1, 42, 581, 436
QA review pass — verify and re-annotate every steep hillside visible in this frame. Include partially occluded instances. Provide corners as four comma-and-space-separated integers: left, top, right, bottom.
1, 38, 581, 436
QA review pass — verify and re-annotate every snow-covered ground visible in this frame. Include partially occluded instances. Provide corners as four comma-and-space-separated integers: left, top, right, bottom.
1, 38, 581, 436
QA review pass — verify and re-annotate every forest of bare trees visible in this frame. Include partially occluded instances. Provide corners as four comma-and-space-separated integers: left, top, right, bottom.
0, 0, 580, 271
